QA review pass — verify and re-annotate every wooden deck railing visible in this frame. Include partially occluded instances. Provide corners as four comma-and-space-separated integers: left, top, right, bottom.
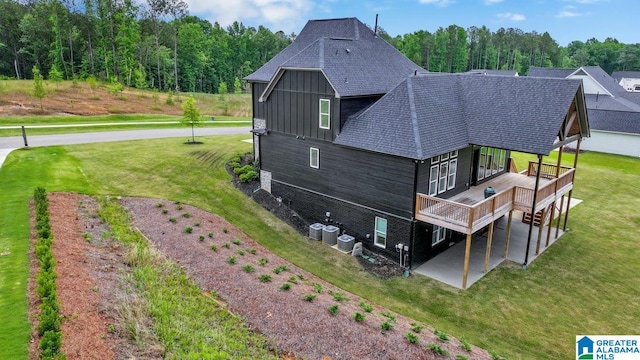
415, 169, 575, 235
527, 161, 572, 178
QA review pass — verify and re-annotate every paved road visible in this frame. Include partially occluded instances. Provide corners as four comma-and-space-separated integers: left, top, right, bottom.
0, 127, 252, 168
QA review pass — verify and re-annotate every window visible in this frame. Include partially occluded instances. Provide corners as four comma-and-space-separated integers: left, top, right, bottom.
374, 217, 387, 248
438, 162, 448, 194
319, 99, 330, 129
428, 165, 439, 196
309, 147, 319, 168
477, 147, 506, 181
447, 159, 457, 190
478, 147, 487, 181
498, 149, 506, 172
432, 225, 446, 246
429, 151, 458, 195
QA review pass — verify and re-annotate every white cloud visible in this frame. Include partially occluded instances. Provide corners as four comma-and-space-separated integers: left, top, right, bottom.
484, 0, 503, 5
556, 5, 588, 18
496, 12, 525, 21
185, 0, 315, 33
419, 0, 455, 7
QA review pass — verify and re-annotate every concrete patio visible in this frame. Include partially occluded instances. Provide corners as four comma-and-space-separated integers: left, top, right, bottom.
413, 198, 581, 289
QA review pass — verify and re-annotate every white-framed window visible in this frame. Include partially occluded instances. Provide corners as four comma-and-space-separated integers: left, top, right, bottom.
374, 217, 387, 248
430, 150, 459, 195
477, 146, 506, 180
485, 147, 493, 178
478, 147, 487, 181
448, 159, 457, 190
428, 165, 439, 196
319, 99, 330, 129
432, 225, 446, 246
309, 147, 319, 169
498, 149, 506, 172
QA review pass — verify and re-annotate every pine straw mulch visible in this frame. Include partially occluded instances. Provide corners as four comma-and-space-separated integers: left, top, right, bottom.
29, 192, 492, 359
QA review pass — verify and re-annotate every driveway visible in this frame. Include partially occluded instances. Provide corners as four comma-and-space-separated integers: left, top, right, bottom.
0, 127, 252, 168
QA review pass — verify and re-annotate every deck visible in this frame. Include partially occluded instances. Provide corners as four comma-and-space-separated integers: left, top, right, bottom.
415, 162, 575, 235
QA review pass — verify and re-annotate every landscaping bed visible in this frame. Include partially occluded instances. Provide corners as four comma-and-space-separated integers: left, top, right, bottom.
30, 192, 491, 359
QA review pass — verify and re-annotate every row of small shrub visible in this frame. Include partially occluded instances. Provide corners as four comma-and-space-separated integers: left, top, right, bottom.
229, 154, 259, 183
33, 187, 64, 360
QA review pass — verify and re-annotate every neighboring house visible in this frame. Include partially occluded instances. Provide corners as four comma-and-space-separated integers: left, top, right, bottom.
465, 69, 519, 77
529, 66, 640, 157
612, 71, 640, 92
246, 18, 589, 289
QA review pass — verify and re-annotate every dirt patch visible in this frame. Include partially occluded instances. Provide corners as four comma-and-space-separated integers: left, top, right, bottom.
31, 193, 491, 359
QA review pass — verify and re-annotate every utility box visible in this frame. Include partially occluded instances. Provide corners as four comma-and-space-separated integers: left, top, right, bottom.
337, 234, 355, 252
322, 225, 339, 246
309, 223, 325, 240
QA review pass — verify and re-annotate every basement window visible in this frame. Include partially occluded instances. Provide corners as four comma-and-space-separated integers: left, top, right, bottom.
374, 217, 387, 248
309, 147, 319, 169
319, 99, 331, 129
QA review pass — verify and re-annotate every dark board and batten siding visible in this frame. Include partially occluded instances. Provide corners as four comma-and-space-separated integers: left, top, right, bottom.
257, 70, 339, 141
261, 132, 416, 218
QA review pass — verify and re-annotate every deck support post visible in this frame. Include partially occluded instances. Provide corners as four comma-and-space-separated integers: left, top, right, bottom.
462, 233, 472, 289
523, 154, 543, 268
484, 222, 494, 272
563, 138, 581, 231
547, 146, 563, 245
545, 205, 555, 247
504, 210, 513, 258
555, 195, 565, 239
535, 208, 545, 255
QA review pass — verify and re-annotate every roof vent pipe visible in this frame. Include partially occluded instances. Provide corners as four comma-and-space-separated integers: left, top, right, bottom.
374, 14, 378, 36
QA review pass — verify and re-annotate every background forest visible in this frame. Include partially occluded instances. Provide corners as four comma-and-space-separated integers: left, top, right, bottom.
1, 0, 639, 93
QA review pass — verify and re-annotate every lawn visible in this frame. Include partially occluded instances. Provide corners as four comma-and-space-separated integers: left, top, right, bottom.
0, 137, 638, 359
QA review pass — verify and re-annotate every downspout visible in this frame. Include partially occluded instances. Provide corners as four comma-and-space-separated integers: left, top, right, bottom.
407, 159, 419, 274
523, 154, 543, 269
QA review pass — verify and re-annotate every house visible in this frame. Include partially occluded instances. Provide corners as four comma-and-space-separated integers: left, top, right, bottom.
529, 66, 640, 157
612, 71, 640, 92
246, 18, 589, 289
465, 69, 519, 77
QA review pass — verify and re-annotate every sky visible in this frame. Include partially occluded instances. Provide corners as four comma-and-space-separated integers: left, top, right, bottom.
184, 0, 638, 47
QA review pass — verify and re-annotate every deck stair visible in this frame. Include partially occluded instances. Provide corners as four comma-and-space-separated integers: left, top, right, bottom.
522, 202, 555, 226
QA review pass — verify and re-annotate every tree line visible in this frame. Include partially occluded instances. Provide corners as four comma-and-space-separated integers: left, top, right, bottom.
1, 0, 639, 93
0, 0, 291, 93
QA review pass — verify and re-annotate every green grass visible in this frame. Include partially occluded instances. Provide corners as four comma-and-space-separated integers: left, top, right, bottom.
0, 137, 639, 359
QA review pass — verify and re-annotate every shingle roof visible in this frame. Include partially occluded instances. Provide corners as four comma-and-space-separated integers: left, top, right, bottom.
588, 109, 640, 134
612, 71, 640, 81
577, 66, 627, 96
466, 69, 518, 77
246, 17, 423, 97
527, 67, 575, 78
334, 74, 586, 159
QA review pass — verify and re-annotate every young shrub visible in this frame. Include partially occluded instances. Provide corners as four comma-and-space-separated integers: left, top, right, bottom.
210, 244, 218, 252
156, 202, 164, 208
162, 209, 168, 214
302, 294, 316, 302
199, 235, 205, 241
280, 283, 291, 291
169, 217, 177, 223
223, 242, 231, 249
328, 305, 339, 316
296, 274, 305, 280
411, 322, 424, 333
381, 311, 396, 322
312, 282, 323, 293
353, 312, 366, 322
208, 232, 214, 238
359, 301, 373, 313
259, 274, 272, 283
239, 170, 259, 183
223, 228, 228, 234
460, 337, 472, 352
184, 226, 193, 234
380, 321, 393, 331
259, 258, 269, 266
227, 256, 236, 265
182, 212, 190, 218
232, 238, 241, 245
428, 343, 449, 356
242, 265, 255, 273
273, 265, 289, 274
330, 290, 349, 302
456, 355, 469, 360
247, 248, 257, 255
237, 249, 245, 256
287, 276, 298, 284
193, 222, 200, 227
435, 328, 449, 342
176, 204, 183, 210
406, 332, 419, 344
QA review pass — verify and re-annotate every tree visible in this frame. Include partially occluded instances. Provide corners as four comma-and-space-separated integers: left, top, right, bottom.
48, 64, 63, 88
32, 65, 46, 110
233, 76, 242, 93
181, 94, 202, 143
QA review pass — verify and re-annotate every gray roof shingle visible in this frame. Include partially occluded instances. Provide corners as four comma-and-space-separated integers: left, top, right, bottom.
612, 71, 640, 81
527, 67, 575, 78
588, 109, 640, 134
246, 17, 423, 97
466, 69, 518, 77
334, 74, 586, 159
